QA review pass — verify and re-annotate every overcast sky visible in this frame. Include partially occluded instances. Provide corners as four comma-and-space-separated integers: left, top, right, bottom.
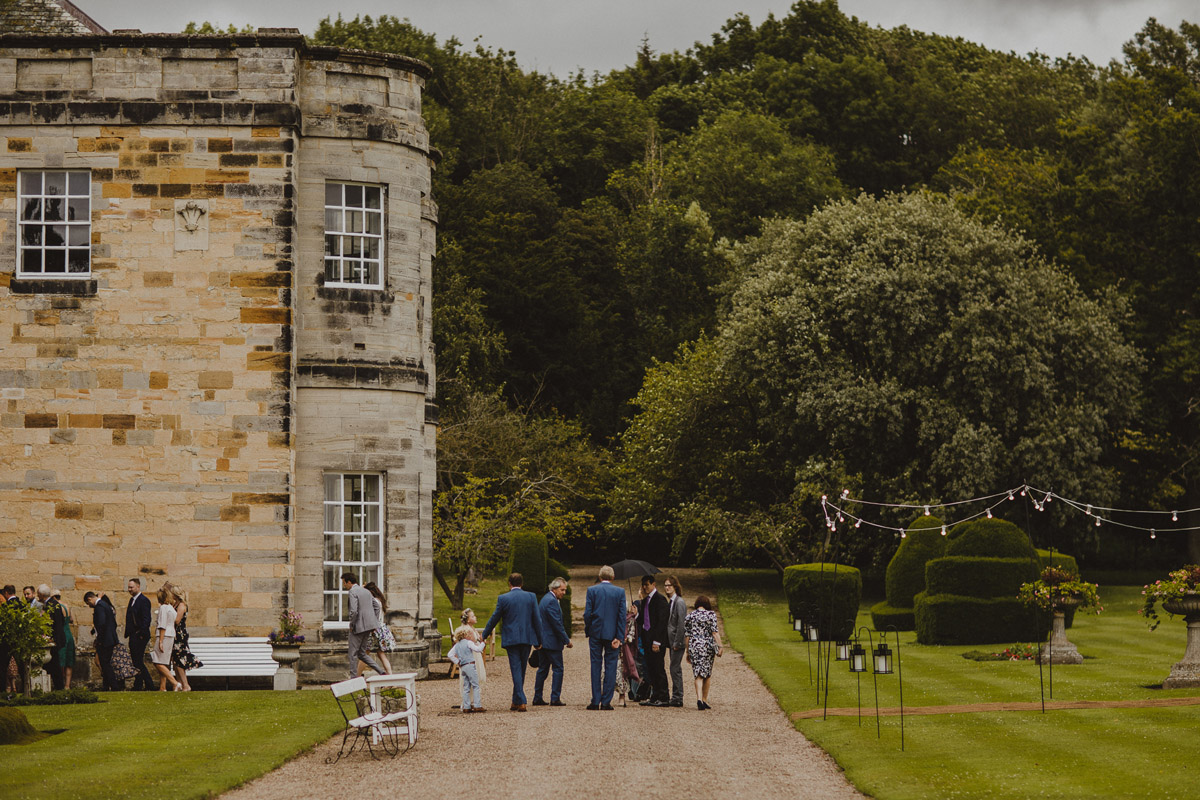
97, 1, 1196, 76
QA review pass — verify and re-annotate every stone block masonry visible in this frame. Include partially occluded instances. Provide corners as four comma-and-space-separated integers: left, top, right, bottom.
0, 30, 437, 676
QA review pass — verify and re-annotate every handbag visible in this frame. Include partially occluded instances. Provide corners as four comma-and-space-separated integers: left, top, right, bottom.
110, 642, 139, 680
528, 648, 541, 669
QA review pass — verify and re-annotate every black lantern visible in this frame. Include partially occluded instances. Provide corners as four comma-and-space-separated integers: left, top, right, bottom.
849, 642, 867, 672
835, 640, 851, 661
807, 624, 819, 641
873, 642, 893, 674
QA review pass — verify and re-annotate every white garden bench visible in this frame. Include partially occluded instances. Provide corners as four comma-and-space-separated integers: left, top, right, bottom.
187, 637, 278, 686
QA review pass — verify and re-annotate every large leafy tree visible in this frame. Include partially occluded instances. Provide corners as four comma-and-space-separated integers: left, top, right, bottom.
612, 192, 1142, 570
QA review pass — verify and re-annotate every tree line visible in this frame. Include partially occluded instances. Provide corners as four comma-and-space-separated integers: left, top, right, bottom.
307, 1, 1200, 593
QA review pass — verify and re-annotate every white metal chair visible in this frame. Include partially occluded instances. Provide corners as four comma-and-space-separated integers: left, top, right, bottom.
366, 672, 419, 750
327, 676, 406, 763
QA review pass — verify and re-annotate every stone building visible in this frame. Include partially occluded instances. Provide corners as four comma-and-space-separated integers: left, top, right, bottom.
0, 1, 440, 679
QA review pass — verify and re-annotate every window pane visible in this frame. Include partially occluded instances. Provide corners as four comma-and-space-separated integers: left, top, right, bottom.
364, 476, 379, 502
362, 566, 379, 586
365, 535, 380, 562
365, 505, 380, 533
21, 225, 42, 246
324, 592, 339, 621
20, 172, 41, 194
348, 210, 363, 233
366, 211, 381, 235
340, 593, 349, 620
325, 208, 341, 232
324, 534, 339, 563
364, 239, 379, 260
44, 249, 65, 272
68, 198, 88, 222
344, 506, 361, 533
45, 172, 66, 196
349, 535, 363, 561
345, 184, 362, 207
323, 565, 339, 590
68, 226, 89, 246
343, 236, 360, 258
324, 473, 341, 501
365, 186, 381, 209
365, 263, 380, 286
21, 250, 42, 273
324, 503, 340, 533
44, 198, 63, 222
46, 225, 65, 247
345, 474, 362, 501
68, 249, 89, 273
21, 198, 41, 221
325, 259, 340, 282
68, 172, 88, 195
325, 183, 340, 206
324, 234, 340, 257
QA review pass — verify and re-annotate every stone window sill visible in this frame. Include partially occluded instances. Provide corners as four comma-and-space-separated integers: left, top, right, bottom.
9, 278, 98, 296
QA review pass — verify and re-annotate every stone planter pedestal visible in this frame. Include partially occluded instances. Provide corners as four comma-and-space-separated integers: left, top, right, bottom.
270, 644, 302, 691
1161, 593, 1200, 689
1038, 597, 1084, 665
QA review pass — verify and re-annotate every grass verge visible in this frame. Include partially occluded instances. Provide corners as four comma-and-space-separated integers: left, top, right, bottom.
713, 568, 1199, 800
0, 691, 341, 800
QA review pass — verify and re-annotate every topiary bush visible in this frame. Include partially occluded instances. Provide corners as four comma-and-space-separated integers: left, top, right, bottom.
914, 592, 1047, 645
507, 529, 549, 594
925, 556, 1039, 598
0, 707, 43, 745
872, 514, 948, 630
915, 518, 1046, 644
944, 518, 1038, 559
783, 563, 861, 641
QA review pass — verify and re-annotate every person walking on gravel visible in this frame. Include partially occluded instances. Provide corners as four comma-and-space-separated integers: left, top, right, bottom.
533, 577, 572, 706
637, 575, 670, 707
685, 595, 723, 710
664, 575, 687, 707
481, 572, 543, 711
583, 565, 626, 710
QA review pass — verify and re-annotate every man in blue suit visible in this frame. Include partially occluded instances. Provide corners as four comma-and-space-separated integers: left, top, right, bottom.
124, 578, 153, 691
85, 591, 121, 691
481, 572, 543, 711
532, 577, 573, 706
583, 565, 627, 710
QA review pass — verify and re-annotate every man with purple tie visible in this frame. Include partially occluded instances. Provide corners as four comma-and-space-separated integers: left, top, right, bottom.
637, 575, 670, 706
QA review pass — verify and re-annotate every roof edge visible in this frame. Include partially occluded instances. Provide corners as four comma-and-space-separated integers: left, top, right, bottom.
56, 0, 107, 34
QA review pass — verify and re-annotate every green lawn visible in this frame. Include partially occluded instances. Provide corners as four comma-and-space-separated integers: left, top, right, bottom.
714, 569, 1198, 800
0, 691, 342, 800
432, 574, 508, 656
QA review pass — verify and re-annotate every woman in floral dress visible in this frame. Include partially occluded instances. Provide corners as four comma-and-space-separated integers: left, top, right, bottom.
684, 595, 723, 710
167, 584, 202, 691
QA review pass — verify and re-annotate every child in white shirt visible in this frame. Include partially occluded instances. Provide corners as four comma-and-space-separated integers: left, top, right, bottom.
449, 616, 486, 713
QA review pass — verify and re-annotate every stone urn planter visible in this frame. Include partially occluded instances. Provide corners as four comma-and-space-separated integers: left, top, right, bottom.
1038, 596, 1084, 665
270, 643, 302, 691
1160, 592, 1200, 688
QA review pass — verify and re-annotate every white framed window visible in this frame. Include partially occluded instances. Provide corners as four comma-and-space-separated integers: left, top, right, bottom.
322, 472, 384, 626
323, 182, 384, 288
18, 170, 91, 277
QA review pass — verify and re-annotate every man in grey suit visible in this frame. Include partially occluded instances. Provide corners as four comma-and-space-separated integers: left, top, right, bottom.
342, 572, 386, 678
664, 575, 687, 707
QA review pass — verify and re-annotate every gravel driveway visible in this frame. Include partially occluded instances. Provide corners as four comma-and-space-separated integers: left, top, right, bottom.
222, 568, 862, 800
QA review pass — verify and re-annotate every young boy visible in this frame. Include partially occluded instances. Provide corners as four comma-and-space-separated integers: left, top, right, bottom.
448, 621, 486, 713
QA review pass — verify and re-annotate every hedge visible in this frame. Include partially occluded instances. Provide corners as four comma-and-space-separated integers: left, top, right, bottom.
885, 514, 948, 609
507, 530, 549, 594
924, 556, 1039, 598
914, 592, 1049, 645
869, 601, 915, 632
0, 707, 42, 745
782, 563, 861, 641
944, 518, 1036, 559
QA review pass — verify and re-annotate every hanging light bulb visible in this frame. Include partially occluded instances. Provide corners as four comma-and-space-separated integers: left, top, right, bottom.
841, 488, 850, 499
1095, 517, 1101, 527
1008, 491, 1015, 501
986, 508, 993, 519
901, 531, 907, 539
854, 520, 862, 529
1172, 511, 1179, 522
924, 505, 930, 516
1043, 491, 1052, 505
1019, 488, 1026, 497
1085, 504, 1092, 516
1150, 530, 1156, 540
940, 525, 947, 536
837, 512, 844, 523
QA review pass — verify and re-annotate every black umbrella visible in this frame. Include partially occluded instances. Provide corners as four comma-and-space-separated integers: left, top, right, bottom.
609, 559, 659, 581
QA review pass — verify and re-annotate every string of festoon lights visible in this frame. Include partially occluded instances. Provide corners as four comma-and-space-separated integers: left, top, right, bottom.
820, 483, 1200, 540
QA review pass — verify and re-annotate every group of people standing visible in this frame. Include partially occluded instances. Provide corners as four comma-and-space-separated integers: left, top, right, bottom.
1, 583, 77, 692
84, 577, 202, 692
450, 566, 723, 714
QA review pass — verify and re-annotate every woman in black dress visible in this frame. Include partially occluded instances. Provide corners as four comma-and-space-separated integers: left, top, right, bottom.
167, 583, 203, 691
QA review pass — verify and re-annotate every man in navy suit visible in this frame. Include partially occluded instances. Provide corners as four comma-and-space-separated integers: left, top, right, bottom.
481, 573, 543, 711
124, 577, 153, 691
583, 565, 627, 710
532, 577, 572, 706
85, 591, 121, 691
